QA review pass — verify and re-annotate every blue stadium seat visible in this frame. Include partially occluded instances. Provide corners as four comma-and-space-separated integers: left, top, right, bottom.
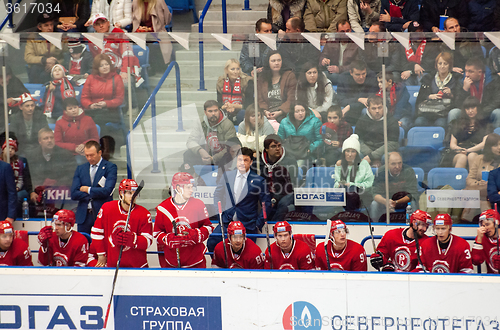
400, 127, 445, 173
194, 165, 219, 186
165, 0, 198, 23
165, 5, 173, 31
371, 167, 378, 177
96, 124, 101, 137
406, 85, 420, 119
305, 167, 335, 188
399, 126, 404, 146
74, 85, 84, 103
427, 167, 468, 190
132, 45, 151, 94
494, 127, 500, 136
48, 123, 55, 131
412, 167, 425, 193
407, 126, 445, 149
24, 83, 46, 107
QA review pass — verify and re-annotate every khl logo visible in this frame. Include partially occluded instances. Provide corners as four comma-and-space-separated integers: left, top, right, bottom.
282, 301, 322, 329
428, 195, 436, 202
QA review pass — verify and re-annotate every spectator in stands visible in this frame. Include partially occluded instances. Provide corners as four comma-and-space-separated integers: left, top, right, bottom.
467, 0, 495, 32
53, 0, 91, 32
37, 209, 89, 267
334, 134, 374, 210
0, 159, 16, 223
414, 52, 461, 128
356, 95, 399, 165
337, 60, 379, 125
257, 50, 297, 123
277, 102, 323, 163
347, 0, 381, 32
132, 0, 171, 32
446, 97, 490, 169
63, 39, 93, 83
43, 64, 76, 122
0, 67, 29, 120
24, 13, 63, 84
29, 128, 77, 187
237, 105, 275, 151
1, 138, 36, 213
255, 134, 297, 220
268, 0, 306, 33
303, 0, 347, 32
400, 22, 432, 85
379, 0, 419, 31
295, 61, 336, 121
278, 18, 321, 74
223, 137, 243, 171
217, 59, 254, 125
319, 105, 353, 166
9, 93, 49, 158
0, 221, 32, 265
86, 0, 133, 31
183, 100, 237, 172
240, 18, 273, 77
371, 151, 417, 221
472, 209, 500, 273
319, 19, 358, 85
80, 54, 125, 130
71, 140, 117, 234
419, 0, 467, 32
377, 71, 412, 131
54, 97, 99, 164
463, 134, 500, 221
208, 147, 272, 252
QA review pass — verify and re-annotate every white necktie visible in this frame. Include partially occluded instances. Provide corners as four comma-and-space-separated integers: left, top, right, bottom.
90, 165, 98, 184
234, 174, 245, 203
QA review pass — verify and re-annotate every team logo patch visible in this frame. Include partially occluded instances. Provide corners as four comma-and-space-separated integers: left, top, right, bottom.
394, 246, 412, 271
282, 301, 322, 330
53, 252, 69, 267
330, 262, 344, 271
431, 260, 450, 273
488, 248, 499, 273
279, 263, 296, 270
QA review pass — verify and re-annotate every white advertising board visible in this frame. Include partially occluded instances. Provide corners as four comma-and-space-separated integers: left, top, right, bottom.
0, 268, 498, 329
192, 186, 216, 205
426, 190, 480, 208
294, 188, 346, 206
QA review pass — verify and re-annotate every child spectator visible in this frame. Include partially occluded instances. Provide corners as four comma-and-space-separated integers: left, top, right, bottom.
376, 71, 412, 131
43, 64, 76, 122
64, 39, 93, 84
54, 97, 99, 164
319, 105, 353, 166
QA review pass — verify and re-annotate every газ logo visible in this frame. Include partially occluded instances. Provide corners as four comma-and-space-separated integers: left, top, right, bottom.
282, 301, 322, 329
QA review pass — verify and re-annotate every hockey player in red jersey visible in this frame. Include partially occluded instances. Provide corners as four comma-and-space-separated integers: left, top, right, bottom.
154, 173, 214, 268
415, 214, 473, 273
38, 210, 89, 267
90, 179, 153, 268
315, 220, 367, 271
264, 221, 315, 270
0, 221, 32, 266
371, 209, 431, 272
472, 209, 500, 273
213, 221, 265, 269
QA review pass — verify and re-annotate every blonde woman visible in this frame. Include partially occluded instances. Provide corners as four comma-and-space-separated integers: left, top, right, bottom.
237, 105, 276, 150
216, 59, 254, 125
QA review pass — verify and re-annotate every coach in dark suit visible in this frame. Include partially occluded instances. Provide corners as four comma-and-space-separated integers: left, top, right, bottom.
207, 147, 272, 252
0, 160, 17, 222
71, 140, 117, 234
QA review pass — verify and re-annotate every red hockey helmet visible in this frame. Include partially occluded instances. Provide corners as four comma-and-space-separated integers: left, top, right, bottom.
479, 209, 500, 226
119, 179, 138, 193
171, 172, 195, 189
228, 221, 246, 236
330, 220, 348, 234
410, 209, 432, 226
53, 209, 76, 227
273, 221, 292, 234
0, 221, 13, 234
434, 214, 452, 227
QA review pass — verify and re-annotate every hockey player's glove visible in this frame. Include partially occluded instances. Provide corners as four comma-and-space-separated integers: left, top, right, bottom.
381, 264, 396, 272
492, 254, 500, 271
117, 231, 137, 248
185, 228, 203, 244
164, 235, 196, 249
370, 252, 384, 270
37, 226, 53, 247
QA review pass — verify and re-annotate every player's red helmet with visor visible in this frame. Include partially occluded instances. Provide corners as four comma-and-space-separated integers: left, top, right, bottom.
171, 172, 194, 188
53, 209, 76, 227
330, 220, 348, 234
434, 214, 452, 226
479, 209, 500, 226
119, 179, 138, 193
410, 209, 432, 226
228, 221, 246, 236
274, 221, 292, 234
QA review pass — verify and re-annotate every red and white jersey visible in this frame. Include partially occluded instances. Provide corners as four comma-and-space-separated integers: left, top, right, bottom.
90, 200, 153, 268
376, 228, 429, 272
213, 238, 265, 269
416, 234, 473, 273
87, 27, 143, 85
264, 239, 315, 270
315, 239, 367, 271
0, 238, 32, 266
472, 236, 499, 274
154, 197, 213, 268
38, 231, 89, 267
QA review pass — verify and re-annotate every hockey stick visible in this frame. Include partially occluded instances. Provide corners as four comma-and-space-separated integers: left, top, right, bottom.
42, 190, 53, 266
360, 199, 381, 272
413, 224, 426, 273
218, 201, 228, 268
324, 219, 332, 271
262, 202, 272, 270
172, 220, 181, 268
103, 180, 144, 329
495, 204, 499, 255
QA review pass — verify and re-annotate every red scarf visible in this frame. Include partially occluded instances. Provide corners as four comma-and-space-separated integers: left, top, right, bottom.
69, 57, 83, 75
222, 77, 243, 105
44, 77, 75, 116
389, 0, 405, 18
10, 158, 23, 191
406, 40, 426, 64
377, 84, 397, 114
470, 73, 485, 103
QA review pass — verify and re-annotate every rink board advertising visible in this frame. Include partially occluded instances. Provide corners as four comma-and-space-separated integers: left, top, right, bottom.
0, 268, 498, 329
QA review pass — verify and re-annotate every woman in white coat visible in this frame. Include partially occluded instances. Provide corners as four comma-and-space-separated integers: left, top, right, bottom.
86, 0, 133, 31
